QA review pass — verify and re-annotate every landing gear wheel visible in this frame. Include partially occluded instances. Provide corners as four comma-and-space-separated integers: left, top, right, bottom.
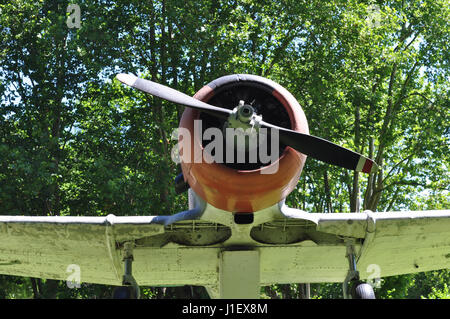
175, 173, 189, 194
350, 281, 375, 299
112, 286, 138, 299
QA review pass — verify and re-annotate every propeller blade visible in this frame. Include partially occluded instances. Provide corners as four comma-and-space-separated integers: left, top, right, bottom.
260, 120, 378, 174
117, 73, 377, 173
116, 74, 232, 119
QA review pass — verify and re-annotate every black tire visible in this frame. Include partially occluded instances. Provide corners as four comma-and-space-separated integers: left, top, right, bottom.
350, 281, 376, 299
175, 173, 190, 194
112, 286, 137, 299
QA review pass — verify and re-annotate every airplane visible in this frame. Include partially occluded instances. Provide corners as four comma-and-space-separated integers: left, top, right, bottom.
0, 73, 448, 299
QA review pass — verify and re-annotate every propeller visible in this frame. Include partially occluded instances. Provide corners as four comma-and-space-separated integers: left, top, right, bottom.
116, 74, 231, 119
116, 74, 378, 174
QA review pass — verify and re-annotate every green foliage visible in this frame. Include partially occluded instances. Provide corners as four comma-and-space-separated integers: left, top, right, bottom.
0, 0, 448, 298
425, 284, 450, 299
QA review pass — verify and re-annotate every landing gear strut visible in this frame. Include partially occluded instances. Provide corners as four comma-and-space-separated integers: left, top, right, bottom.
342, 239, 375, 299
112, 241, 140, 299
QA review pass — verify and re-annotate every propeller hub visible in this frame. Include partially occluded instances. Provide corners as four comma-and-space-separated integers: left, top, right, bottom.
225, 100, 262, 129
237, 102, 254, 123
223, 100, 263, 153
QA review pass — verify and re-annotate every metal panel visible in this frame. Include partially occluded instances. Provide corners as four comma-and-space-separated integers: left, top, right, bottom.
219, 250, 260, 299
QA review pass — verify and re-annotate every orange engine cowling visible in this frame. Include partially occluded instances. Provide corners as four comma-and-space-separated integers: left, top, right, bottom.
179, 74, 309, 213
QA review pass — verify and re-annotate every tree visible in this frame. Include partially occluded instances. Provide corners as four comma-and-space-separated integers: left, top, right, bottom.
0, 0, 134, 298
